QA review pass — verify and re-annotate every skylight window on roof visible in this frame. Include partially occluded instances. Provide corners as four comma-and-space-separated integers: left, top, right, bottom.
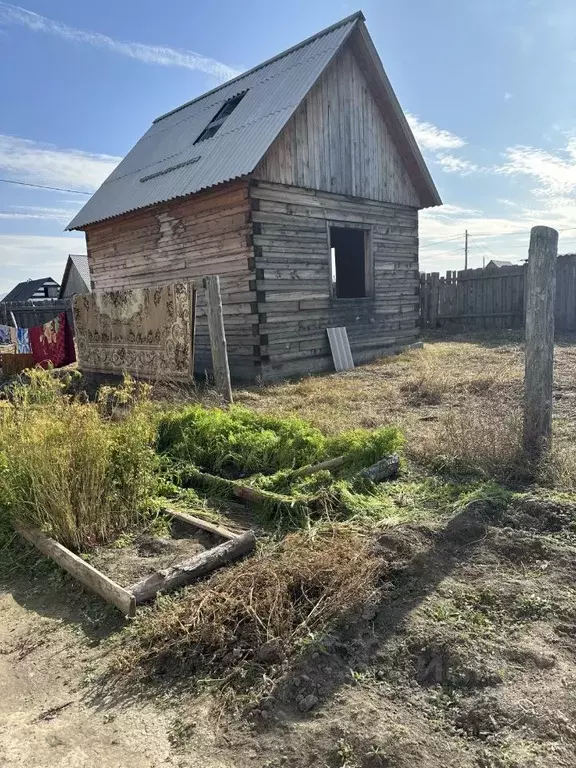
194, 91, 247, 144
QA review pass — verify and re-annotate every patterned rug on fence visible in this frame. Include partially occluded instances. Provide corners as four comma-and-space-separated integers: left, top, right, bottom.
73, 282, 196, 380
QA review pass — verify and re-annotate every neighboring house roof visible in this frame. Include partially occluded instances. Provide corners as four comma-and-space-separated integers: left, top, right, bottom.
59, 253, 91, 298
486, 259, 514, 268
67, 12, 440, 231
2, 277, 60, 303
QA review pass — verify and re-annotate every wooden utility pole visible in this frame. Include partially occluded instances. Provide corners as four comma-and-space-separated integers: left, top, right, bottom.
203, 275, 233, 403
464, 230, 468, 271
523, 225, 558, 460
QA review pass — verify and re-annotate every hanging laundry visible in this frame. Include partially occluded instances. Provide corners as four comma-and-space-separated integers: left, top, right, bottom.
0, 325, 11, 344
9, 327, 17, 346
16, 327, 31, 354
29, 313, 75, 368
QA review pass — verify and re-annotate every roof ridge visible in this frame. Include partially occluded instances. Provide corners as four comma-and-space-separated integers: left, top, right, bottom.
153, 10, 364, 124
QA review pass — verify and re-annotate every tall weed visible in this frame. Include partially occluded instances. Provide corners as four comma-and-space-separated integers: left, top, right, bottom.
0, 370, 158, 550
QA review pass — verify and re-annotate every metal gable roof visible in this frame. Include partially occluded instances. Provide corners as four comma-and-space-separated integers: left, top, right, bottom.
67, 11, 441, 231
67, 14, 360, 230
70, 253, 91, 286
2, 277, 58, 303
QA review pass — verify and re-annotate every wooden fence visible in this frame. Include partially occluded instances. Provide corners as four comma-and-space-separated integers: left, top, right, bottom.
420, 254, 576, 332
0, 299, 72, 330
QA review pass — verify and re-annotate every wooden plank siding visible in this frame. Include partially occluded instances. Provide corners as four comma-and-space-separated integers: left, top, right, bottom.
251, 181, 420, 380
420, 257, 576, 332
85, 181, 259, 380
254, 44, 421, 208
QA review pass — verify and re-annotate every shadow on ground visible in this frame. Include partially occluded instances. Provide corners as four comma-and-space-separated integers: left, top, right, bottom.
0, 540, 126, 642
86, 498, 497, 716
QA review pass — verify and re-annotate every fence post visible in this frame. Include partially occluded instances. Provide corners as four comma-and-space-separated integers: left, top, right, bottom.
203, 275, 233, 403
419, 273, 426, 329
523, 225, 558, 460
429, 272, 440, 328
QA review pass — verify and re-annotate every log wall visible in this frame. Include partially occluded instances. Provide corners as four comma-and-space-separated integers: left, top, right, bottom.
251, 180, 420, 380
85, 181, 258, 380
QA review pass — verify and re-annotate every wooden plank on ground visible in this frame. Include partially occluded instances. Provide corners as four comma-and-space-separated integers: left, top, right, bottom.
129, 531, 256, 603
14, 522, 136, 617
162, 506, 237, 541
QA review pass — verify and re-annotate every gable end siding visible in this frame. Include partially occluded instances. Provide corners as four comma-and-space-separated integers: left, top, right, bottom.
254, 43, 421, 208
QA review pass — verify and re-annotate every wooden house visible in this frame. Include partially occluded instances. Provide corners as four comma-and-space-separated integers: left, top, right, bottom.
2, 277, 60, 303
59, 254, 92, 299
67, 12, 441, 381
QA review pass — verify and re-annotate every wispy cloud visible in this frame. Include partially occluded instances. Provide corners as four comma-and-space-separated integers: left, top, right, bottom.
406, 113, 467, 151
0, 205, 80, 222
0, 134, 120, 192
0, 2, 240, 81
436, 154, 479, 175
497, 138, 576, 195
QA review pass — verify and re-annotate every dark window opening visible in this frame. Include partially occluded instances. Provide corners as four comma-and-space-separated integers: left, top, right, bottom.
194, 91, 247, 144
330, 226, 368, 299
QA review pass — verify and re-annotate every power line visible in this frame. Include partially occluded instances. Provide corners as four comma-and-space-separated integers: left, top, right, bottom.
0, 178, 92, 195
420, 235, 464, 248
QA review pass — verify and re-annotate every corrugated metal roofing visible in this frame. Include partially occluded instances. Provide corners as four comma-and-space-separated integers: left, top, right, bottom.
70, 254, 91, 288
67, 13, 361, 230
2, 277, 59, 303
327, 327, 355, 371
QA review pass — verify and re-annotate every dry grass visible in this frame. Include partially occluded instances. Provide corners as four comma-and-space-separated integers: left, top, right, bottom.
234, 340, 525, 435
232, 336, 576, 489
410, 402, 526, 481
116, 528, 381, 687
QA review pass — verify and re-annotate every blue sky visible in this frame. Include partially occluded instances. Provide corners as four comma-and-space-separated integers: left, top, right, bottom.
1, 0, 576, 295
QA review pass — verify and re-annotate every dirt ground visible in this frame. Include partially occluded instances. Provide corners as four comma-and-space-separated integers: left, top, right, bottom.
2, 334, 576, 768
86, 520, 218, 587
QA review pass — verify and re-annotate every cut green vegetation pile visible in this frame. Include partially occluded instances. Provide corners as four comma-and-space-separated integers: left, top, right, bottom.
0, 370, 158, 551
157, 405, 405, 527
157, 404, 403, 476
116, 527, 381, 690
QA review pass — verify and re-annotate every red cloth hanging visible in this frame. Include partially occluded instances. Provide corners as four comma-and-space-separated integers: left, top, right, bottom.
29, 312, 76, 368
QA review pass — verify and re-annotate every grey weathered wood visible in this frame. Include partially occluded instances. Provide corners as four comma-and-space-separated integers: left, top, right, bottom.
358, 453, 400, 482
129, 530, 256, 603
429, 273, 439, 327
254, 45, 421, 207
203, 275, 233, 402
14, 522, 136, 617
162, 505, 236, 540
523, 226, 558, 459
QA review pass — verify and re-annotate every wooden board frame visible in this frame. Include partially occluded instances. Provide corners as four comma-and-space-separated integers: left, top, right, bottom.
15, 522, 136, 617
15, 506, 250, 617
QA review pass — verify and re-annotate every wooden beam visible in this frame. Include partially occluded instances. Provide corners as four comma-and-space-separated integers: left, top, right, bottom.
292, 455, 347, 477
14, 522, 136, 617
129, 530, 256, 603
358, 454, 400, 482
203, 275, 233, 402
523, 226, 558, 460
162, 506, 237, 541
